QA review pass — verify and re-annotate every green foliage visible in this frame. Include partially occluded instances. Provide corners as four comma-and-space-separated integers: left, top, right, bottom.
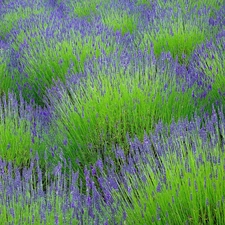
0, 157, 110, 225
112, 128, 225, 224
49, 64, 197, 174
0, 173, 79, 224
158, 0, 222, 14
71, 0, 109, 19
0, 49, 12, 97
137, 21, 206, 65
16, 31, 117, 106
0, 96, 47, 169
0, 0, 224, 223
0, 118, 33, 167
193, 38, 225, 113
136, 0, 153, 7
0, 6, 45, 40
101, 9, 138, 35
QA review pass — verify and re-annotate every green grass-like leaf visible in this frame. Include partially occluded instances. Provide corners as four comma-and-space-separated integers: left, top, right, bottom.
49, 64, 197, 174
16, 30, 118, 106
0, 6, 45, 40
137, 21, 206, 65
112, 128, 225, 224
101, 9, 138, 36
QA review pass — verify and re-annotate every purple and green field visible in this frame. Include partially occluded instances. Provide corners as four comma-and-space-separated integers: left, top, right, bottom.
0, 0, 225, 224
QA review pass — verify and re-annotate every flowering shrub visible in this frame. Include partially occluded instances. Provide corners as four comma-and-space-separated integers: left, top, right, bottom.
0, 1, 45, 41
111, 107, 225, 224
187, 33, 225, 116
100, 7, 139, 36
46, 49, 199, 177
9, 15, 122, 106
135, 5, 219, 65
0, 93, 49, 170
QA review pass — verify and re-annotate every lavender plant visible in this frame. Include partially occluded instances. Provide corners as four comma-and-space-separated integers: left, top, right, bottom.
47, 54, 198, 175
0, 0, 224, 224
190, 35, 225, 113
15, 21, 119, 106
157, 0, 222, 14
100, 8, 138, 36
0, 93, 47, 170
136, 16, 207, 65
112, 108, 225, 224
0, 156, 110, 225
69, 0, 109, 20
0, 4, 45, 41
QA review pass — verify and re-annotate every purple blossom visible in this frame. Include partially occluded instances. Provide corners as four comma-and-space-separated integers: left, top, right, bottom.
53, 162, 62, 176
115, 147, 125, 161
63, 138, 68, 146
55, 215, 59, 225
156, 182, 162, 193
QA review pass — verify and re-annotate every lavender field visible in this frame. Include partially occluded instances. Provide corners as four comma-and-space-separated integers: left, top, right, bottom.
0, 0, 225, 224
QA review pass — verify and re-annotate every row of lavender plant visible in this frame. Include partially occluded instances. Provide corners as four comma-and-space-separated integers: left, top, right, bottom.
1, 104, 225, 224
2, 0, 223, 105
44, 29, 225, 179
0, 0, 225, 224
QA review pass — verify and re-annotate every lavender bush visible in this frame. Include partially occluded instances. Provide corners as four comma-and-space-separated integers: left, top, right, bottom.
45, 47, 203, 178
157, 0, 223, 14
0, 92, 48, 169
135, 4, 220, 65
189, 34, 225, 113
100, 6, 139, 36
9, 15, 124, 106
69, 0, 110, 20
0, 155, 108, 225
0, 0, 45, 41
111, 107, 225, 224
